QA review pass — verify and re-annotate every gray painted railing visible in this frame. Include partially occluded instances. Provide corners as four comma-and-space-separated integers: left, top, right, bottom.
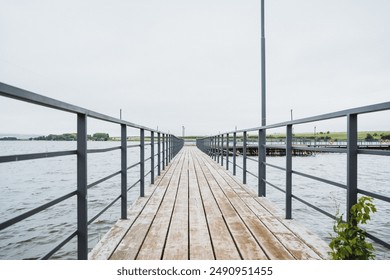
0, 82, 184, 259
197, 101, 390, 250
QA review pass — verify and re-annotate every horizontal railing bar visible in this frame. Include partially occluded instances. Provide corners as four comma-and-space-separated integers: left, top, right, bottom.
127, 144, 140, 148
358, 149, 390, 156
0, 82, 168, 134
88, 195, 121, 225
263, 179, 286, 194
264, 162, 286, 171
0, 150, 77, 163
87, 146, 120, 154
247, 157, 258, 163
0, 191, 77, 231
292, 194, 337, 220
144, 170, 152, 177
215, 101, 390, 135
365, 232, 390, 250
87, 171, 121, 190
357, 189, 390, 203
127, 162, 140, 170
128, 179, 141, 191
41, 230, 78, 260
292, 170, 347, 190
144, 156, 152, 162
236, 164, 243, 170
246, 169, 258, 178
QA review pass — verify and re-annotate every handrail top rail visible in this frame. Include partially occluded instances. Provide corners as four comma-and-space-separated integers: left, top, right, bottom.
0, 82, 168, 134
200, 101, 390, 138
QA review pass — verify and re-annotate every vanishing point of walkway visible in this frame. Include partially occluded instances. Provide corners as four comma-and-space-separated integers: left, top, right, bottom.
90, 146, 329, 260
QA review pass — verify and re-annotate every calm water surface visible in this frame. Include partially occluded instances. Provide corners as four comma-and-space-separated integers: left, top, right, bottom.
0, 141, 389, 259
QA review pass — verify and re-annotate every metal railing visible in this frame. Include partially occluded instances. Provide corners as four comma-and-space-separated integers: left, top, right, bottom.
197, 101, 390, 250
0, 82, 184, 259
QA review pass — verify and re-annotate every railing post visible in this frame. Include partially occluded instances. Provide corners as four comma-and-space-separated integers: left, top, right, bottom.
121, 124, 127, 220
226, 133, 229, 170
217, 135, 220, 163
211, 137, 213, 159
286, 124, 293, 219
165, 134, 169, 166
213, 136, 216, 160
221, 134, 224, 166
140, 128, 145, 197
157, 132, 161, 176
347, 114, 358, 221
77, 113, 88, 260
151, 131, 155, 184
258, 129, 266, 197
170, 135, 172, 160
162, 134, 165, 170
243, 131, 247, 184
233, 132, 237, 176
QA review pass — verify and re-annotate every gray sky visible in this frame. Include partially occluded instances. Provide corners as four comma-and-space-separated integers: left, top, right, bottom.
1, 0, 389, 136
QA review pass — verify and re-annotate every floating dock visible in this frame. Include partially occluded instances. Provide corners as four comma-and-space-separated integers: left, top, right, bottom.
90, 146, 329, 260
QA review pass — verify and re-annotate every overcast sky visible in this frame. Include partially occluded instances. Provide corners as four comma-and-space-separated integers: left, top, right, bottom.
1, 0, 389, 136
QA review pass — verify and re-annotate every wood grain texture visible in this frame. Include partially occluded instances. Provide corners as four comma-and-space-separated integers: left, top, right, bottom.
90, 146, 329, 260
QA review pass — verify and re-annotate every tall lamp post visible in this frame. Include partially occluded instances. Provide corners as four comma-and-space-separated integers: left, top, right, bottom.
261, 0, 266, 127
259, 0, 267, 197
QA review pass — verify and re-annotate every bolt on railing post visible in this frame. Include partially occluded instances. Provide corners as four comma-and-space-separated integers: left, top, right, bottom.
121, 124, 127, 220
140, 128, 145, 197
286, 124, 293, 219
226, 133, 229, 170
347, 114, 358, 222
151, 131, 155, 184
157, 132, 161, 176
77, 113, 88, 260
243, 131, 247, 184
233, 132, 237, 176
258, 129, 266, 197
162, 134, 165, 170
221, 134, 224, 166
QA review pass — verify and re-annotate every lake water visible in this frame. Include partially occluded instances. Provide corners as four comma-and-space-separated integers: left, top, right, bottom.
0, 141, 389, 259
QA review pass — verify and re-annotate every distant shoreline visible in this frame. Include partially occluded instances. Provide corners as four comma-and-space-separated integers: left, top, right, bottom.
1, 130, 389, 142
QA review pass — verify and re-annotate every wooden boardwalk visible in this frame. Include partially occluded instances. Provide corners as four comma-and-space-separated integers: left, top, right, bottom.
90, 146, 329, 260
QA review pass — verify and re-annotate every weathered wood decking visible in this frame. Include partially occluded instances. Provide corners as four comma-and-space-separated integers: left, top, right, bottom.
90, 146, 329, 260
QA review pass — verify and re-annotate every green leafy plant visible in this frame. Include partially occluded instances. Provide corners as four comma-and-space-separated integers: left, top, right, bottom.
329, 196, 377, 260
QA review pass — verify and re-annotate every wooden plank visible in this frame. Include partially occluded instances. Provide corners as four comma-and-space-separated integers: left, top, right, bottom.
110, 153, 184, 260
192, 152, 241, 260
204, 154, 327, 259
279, 219, 330, 259
89, 154, 178, 260
136, 153, 185, 260
195, 152, 268, 260
188, 150, 214, 260
261, 216, 321, 260
203, 159, 294, 260
163, 150, 189, 260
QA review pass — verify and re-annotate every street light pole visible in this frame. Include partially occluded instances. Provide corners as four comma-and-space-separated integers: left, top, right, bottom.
261, 0, 266, 127
258, 0, 267, 198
